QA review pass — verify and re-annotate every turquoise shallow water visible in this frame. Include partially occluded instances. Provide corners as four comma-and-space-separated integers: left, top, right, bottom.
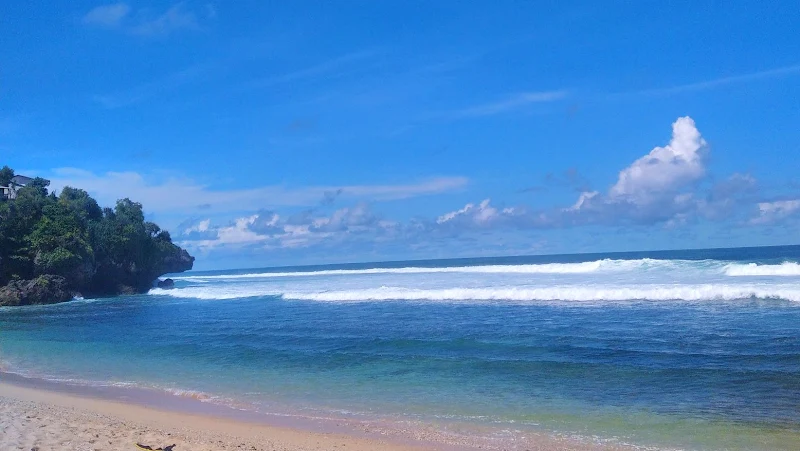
2, 246, 800, 450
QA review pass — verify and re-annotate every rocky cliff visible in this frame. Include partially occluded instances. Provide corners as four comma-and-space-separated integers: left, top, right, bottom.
0, 168, 195, 307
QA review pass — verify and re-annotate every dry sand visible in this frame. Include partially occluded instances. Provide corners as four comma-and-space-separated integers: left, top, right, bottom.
0, 381, 635, 451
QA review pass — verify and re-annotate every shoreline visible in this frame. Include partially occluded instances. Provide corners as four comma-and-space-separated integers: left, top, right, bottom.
0, 378, 435, 451
0, 372, 637, 451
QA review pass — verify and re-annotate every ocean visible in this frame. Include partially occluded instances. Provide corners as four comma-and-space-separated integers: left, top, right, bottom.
2, 245, 800, 450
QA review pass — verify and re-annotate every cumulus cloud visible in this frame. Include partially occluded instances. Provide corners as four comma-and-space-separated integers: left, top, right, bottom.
751, 199, 800, 225
82, 2, 204, 36
178, 203, 398, 250
42, 116, 780, 260
177, 217, 217, 241
436, 117, 764, 231
436, 199, 537, 230
609, 116, 707, 204
312, 203, 379, 232
437, 200, 494, 225
168, 112, 774, 257
44, 168, 468, 215
560, 116, 711, 224
565, 191, 599, 212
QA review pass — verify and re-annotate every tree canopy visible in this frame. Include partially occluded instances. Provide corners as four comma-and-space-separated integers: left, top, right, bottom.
0, 165, 13, 187
0, 168, 193, 300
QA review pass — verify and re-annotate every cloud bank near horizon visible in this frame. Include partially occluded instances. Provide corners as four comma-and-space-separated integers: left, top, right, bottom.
44, 169, 468, 216
29, 116, 799, 257
170, 117, 799, 254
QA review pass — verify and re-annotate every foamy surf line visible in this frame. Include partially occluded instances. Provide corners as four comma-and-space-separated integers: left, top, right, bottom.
172, 258, 721, 280
0, 365, 278, 425
0, 373, 653, 451
0, 364, 223, 404
724, 262, 800, 276
283, 285, 800, 302
149, 284, 800, 303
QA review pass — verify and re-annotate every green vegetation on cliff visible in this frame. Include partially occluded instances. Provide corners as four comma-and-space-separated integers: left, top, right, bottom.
0, 166, 194, 306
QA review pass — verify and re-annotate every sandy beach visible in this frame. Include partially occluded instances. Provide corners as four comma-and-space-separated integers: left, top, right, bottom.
0, 380, 637, 451
0, 381, 431, 451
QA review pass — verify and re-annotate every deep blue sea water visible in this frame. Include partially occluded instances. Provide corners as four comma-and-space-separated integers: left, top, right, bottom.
3, 246, 800, 450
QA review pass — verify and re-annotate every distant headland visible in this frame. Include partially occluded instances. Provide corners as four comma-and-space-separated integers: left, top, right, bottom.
0, 166, 194, 306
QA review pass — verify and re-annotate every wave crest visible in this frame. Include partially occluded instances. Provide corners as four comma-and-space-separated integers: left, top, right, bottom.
281, 285, 800, 303
150, 285, 800, 303
724, 262, 800, 277
173, 258, 692, 281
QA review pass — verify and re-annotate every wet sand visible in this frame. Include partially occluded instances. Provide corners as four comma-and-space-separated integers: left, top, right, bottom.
0, 380, 636, 451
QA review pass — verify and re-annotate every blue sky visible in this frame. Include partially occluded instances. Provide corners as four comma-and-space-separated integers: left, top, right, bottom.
2, 1, 800, 269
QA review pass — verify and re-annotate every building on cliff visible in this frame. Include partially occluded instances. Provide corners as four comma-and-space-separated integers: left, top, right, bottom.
1, 175, 44, 200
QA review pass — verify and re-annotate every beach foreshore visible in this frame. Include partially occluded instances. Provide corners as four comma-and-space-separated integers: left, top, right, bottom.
0, 378, 637, 451
0, 380, 434, 451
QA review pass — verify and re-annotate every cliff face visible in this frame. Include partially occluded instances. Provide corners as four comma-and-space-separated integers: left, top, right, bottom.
0, 275, 72, 307
88, 245, 194, 296
0, 171, 195, 307
0, 244, 194, 306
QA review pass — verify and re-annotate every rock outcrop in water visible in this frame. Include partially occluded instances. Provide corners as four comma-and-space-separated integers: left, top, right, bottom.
0, 275, 73, 306
0, 165, 194, 306
157, 278, 176, 289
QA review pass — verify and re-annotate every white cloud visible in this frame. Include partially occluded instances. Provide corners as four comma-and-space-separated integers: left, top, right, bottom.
436, 199, 505, 226
313, 203, 377, 232
548, 116, 711, 225
751, 199, 800, 225
609, 116, 707, 204
187, 215, 268, 249
437, 117, 763, 230
184, 218, 210, 234
454, 91, 567, 117
565, 191, 599, 212
44, 168, 468, 215
82, 3, 201, 36
179, 203, 397, 250
82, 3, 131, 27
437, 202, 476, 224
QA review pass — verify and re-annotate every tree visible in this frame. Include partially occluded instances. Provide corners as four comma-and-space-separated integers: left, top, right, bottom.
0, 166, 193, 301
27, 177, 51, 197
27, 202, 94, 285
59, 187, 103, 225
0, 166, 13, 187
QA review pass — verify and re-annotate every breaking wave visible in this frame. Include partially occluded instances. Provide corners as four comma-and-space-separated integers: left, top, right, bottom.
150, 284, 800, 303
172, 258, 708, 280
724, 262, 800, 277
282, 285, 800, 303
152, 257, 800, 304
149, 286, 278, 300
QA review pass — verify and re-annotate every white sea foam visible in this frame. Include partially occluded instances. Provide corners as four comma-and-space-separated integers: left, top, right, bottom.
172, 258, 698, 281
281, 285, 800, 303
151, 257, 800, 303
724, 262, 800, 277
149, 287, 281, 300
150, 284, 800, 303
0, 362, 223, 403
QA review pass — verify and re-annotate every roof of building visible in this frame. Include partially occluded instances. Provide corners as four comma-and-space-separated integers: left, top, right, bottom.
10, 175, 36, 185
